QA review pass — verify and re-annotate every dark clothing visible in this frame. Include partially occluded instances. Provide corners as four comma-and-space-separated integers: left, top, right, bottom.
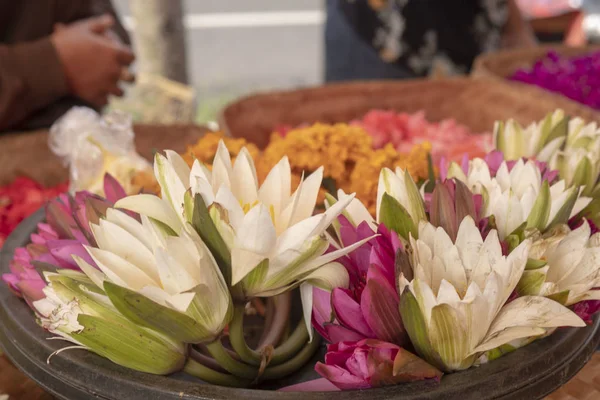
0, 0, 129, 132
326, 0, 509, 81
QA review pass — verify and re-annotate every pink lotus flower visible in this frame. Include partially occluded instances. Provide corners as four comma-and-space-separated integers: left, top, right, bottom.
572, 300, 600, 324
2, 174, 126, 305
315, 339, 442, 390
312, 216, 407, 346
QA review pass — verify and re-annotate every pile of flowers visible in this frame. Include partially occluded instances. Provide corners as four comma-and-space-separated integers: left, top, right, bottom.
276, 110, 492, 164
351, 110, 492, 162
133, 126, 433, 215
511, 50, 600, 110
4, 108, 600, 393
0, 177, 68, 249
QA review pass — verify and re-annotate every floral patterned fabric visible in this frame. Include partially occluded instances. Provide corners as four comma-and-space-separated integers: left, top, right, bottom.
337, 0, 509, 76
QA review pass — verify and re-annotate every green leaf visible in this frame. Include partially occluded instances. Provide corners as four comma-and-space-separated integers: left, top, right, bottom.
183, 190, 195, 224
505, 234, 521, 254
547, 187, 579, 228
541, 116, 569, 149
241, 259, 269, 293
192, 193, 232, 286
399, 288, 442, 370
429, 304, 473, 372
424, 153, 436, 193
404, 169, 427, 222
73, 314, 185, 375
526, 180, 551, 230
547, 290, 570, 306
379, 193, 418, 241
525, 258, 547, 270
572, 157, 593, 192
485, 343, 517, 362
516, 270, 547, 296
103, 281, 212, 343
494, 120, 506, 153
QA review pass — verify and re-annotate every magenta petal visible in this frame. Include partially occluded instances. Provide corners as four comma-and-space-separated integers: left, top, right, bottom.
17, 279, 47, 302
103, 173, 127, 203
326, 324, 367, 343
278, 378, 341, 392
360, 270, 406, 346
345, 349, 370, 380
315, 363, 371, 390
312, 287, 334, 341
47, 241, 94, 269
332, 288, 375, 338
2, 274, 20, 291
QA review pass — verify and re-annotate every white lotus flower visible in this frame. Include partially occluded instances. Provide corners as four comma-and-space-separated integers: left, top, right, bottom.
448, 158, 592, 239
376, 167, 426, 224
519, 220, 600, 305
73, 207, 232, 343
548, 143, 600, 197
33, 271, 186, 374
115, 142, 370, 337
398, 216, 585, 372
325, 189, 377, 234
494, 110, 568, 162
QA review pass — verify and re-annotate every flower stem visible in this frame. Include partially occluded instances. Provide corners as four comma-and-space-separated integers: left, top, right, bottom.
257, 293, 291, 348
205, 339, 258, 379
261, 336, 321, 381
184, 358, 251, 387
190, 347, 226, 373
229, 303, 263, 366
270, 321, 309, 365
229, 302, 309, 367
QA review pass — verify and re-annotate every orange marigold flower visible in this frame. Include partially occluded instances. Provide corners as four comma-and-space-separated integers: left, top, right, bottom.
181, 131, 260, 166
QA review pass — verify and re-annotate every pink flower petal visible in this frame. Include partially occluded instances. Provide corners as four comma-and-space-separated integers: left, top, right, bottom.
325, 324, 367, 343
315, 363, 371, 390
332, 288, 375, 338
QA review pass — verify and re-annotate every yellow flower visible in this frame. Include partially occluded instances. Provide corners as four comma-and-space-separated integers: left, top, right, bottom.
181, 131, 260, 166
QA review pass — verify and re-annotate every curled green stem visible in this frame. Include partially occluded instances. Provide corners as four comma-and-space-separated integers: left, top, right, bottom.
205, 339, 258, 380
229, 303, 309, 367
270, 321, 309, 365
261, 335, 322, 381
258, 293, 291, 348
184, 358, 251, 388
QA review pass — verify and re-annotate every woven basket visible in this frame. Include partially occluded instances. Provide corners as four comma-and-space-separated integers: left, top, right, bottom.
219, 78, 600, 148
0, 124, 208, 187
472, 44, 600, 81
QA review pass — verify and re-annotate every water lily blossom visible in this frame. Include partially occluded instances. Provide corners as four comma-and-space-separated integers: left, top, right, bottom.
447, 158, 591, 239
74, 207, 232, 344
493, 110, 568, 162
519, 220, 600, 306
33, 271, 187, 374
398, 216, 585, 372
315, 339, 442, 390
312, 215, 406, 346
115, 143, 370, 338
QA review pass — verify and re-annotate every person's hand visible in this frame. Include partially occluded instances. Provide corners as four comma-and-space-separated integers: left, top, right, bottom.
51, 14, 135, 107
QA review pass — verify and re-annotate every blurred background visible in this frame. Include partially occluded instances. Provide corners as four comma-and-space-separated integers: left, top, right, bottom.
107, 0, 600, 125
106, 0, 600, 123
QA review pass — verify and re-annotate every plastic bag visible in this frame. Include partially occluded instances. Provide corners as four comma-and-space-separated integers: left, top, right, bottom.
49, 107, 151, 196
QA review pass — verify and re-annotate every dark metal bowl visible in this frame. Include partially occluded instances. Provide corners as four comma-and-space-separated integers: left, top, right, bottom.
1, 210, 599, 400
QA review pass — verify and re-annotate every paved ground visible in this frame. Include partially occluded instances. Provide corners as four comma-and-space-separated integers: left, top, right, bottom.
112, 0, 324, 102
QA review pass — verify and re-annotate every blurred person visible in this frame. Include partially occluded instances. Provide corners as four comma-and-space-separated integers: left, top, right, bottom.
0, 1, 134, 132
325, 0, 537, 81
